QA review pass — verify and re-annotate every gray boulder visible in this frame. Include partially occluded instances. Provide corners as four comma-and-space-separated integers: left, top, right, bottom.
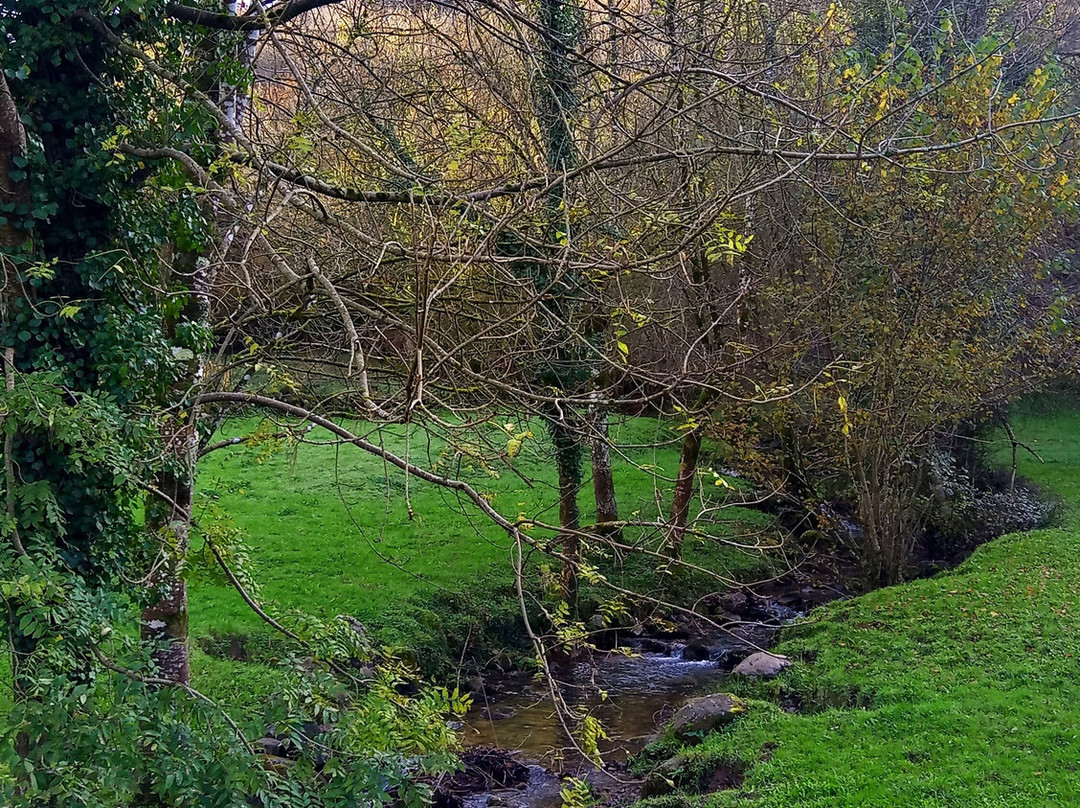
732, 652, 792, 678
681, 642, 712, 662
668, 692, 748, 742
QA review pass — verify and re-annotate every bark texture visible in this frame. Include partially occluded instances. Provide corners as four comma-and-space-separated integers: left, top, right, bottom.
667, 428, 702, 558
141, 420, 195, 684
589, 407, 620, 534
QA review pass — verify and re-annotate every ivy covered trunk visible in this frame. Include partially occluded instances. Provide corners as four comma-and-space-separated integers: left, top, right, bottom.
546, 414, 583, 607
534, 0, 587, 604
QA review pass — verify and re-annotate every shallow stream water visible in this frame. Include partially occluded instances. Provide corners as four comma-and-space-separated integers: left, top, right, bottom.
455, 634, 769, 808
463, 644, 733, 765
454, 576, 848, 807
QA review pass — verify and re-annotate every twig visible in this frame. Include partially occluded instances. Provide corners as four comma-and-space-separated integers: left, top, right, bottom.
2, 348, 25, 557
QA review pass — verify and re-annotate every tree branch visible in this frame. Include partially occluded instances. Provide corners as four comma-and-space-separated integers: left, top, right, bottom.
165, 0, 344, 31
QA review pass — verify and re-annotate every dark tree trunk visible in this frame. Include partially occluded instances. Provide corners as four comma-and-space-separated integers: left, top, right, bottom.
0, 73, 30, 709
141, 419, 194, 684
140, 248, 207, 686
547, 416, 583, 608
589, 405, 620, 535
667, 428, 702, 558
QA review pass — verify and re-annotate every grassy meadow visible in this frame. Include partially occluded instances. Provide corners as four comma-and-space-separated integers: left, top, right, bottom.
189, 415, 773, 699
636, 404, 1080, 807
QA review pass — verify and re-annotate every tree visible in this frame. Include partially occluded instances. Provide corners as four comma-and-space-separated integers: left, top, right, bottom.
7, 0, 1073, 787
0, 2, 464, 804
724, 17, 1079, 583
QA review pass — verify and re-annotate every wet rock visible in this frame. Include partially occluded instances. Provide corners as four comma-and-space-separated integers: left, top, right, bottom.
732, 652, 792, 678
717, 590, 750, 615
668, 693, 748, 742
681, 642, 712, 662
636, 638, 672, 655
713, 646, 753, 671
253, 736, 286, 757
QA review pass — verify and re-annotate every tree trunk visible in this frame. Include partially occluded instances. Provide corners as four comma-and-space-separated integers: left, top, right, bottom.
667, 428, 702, 558
0, 72, 27, 250
547, 416, 583, 608
141, 419, 194, 684
140, 248, 207, 686
589, 402, 620, 536
0, 72, 31, 709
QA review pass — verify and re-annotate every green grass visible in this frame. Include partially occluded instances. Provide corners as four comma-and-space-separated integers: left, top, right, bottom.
637, 405, 1080, 807
190, 415, 773, 694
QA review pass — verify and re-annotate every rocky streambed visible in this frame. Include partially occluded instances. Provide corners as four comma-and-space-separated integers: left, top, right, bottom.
435, 574, 849, 808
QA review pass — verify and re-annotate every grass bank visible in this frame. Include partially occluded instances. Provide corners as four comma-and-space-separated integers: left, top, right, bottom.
636, 405, 1080, 807
190, 415, 775, 701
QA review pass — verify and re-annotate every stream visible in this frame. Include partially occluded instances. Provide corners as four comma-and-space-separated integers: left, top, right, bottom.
463, 638, 757, 763
454, 627, 781, 808
450, 574, 851, 808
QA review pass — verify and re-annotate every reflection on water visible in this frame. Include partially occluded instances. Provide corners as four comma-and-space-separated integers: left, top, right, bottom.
463, 644, 733, 767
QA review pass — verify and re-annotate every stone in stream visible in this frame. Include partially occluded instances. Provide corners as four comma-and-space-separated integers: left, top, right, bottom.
732, 651, 792, 678
668, 692, 749, 742
680, 642, 712, 662
253, 736, 286, 757
716, 590, 750, 615
636, 638, 673, 655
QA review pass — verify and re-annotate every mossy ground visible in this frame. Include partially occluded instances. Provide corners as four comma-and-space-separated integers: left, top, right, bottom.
636, 404, 1080, 807
190, 415, 774, 702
